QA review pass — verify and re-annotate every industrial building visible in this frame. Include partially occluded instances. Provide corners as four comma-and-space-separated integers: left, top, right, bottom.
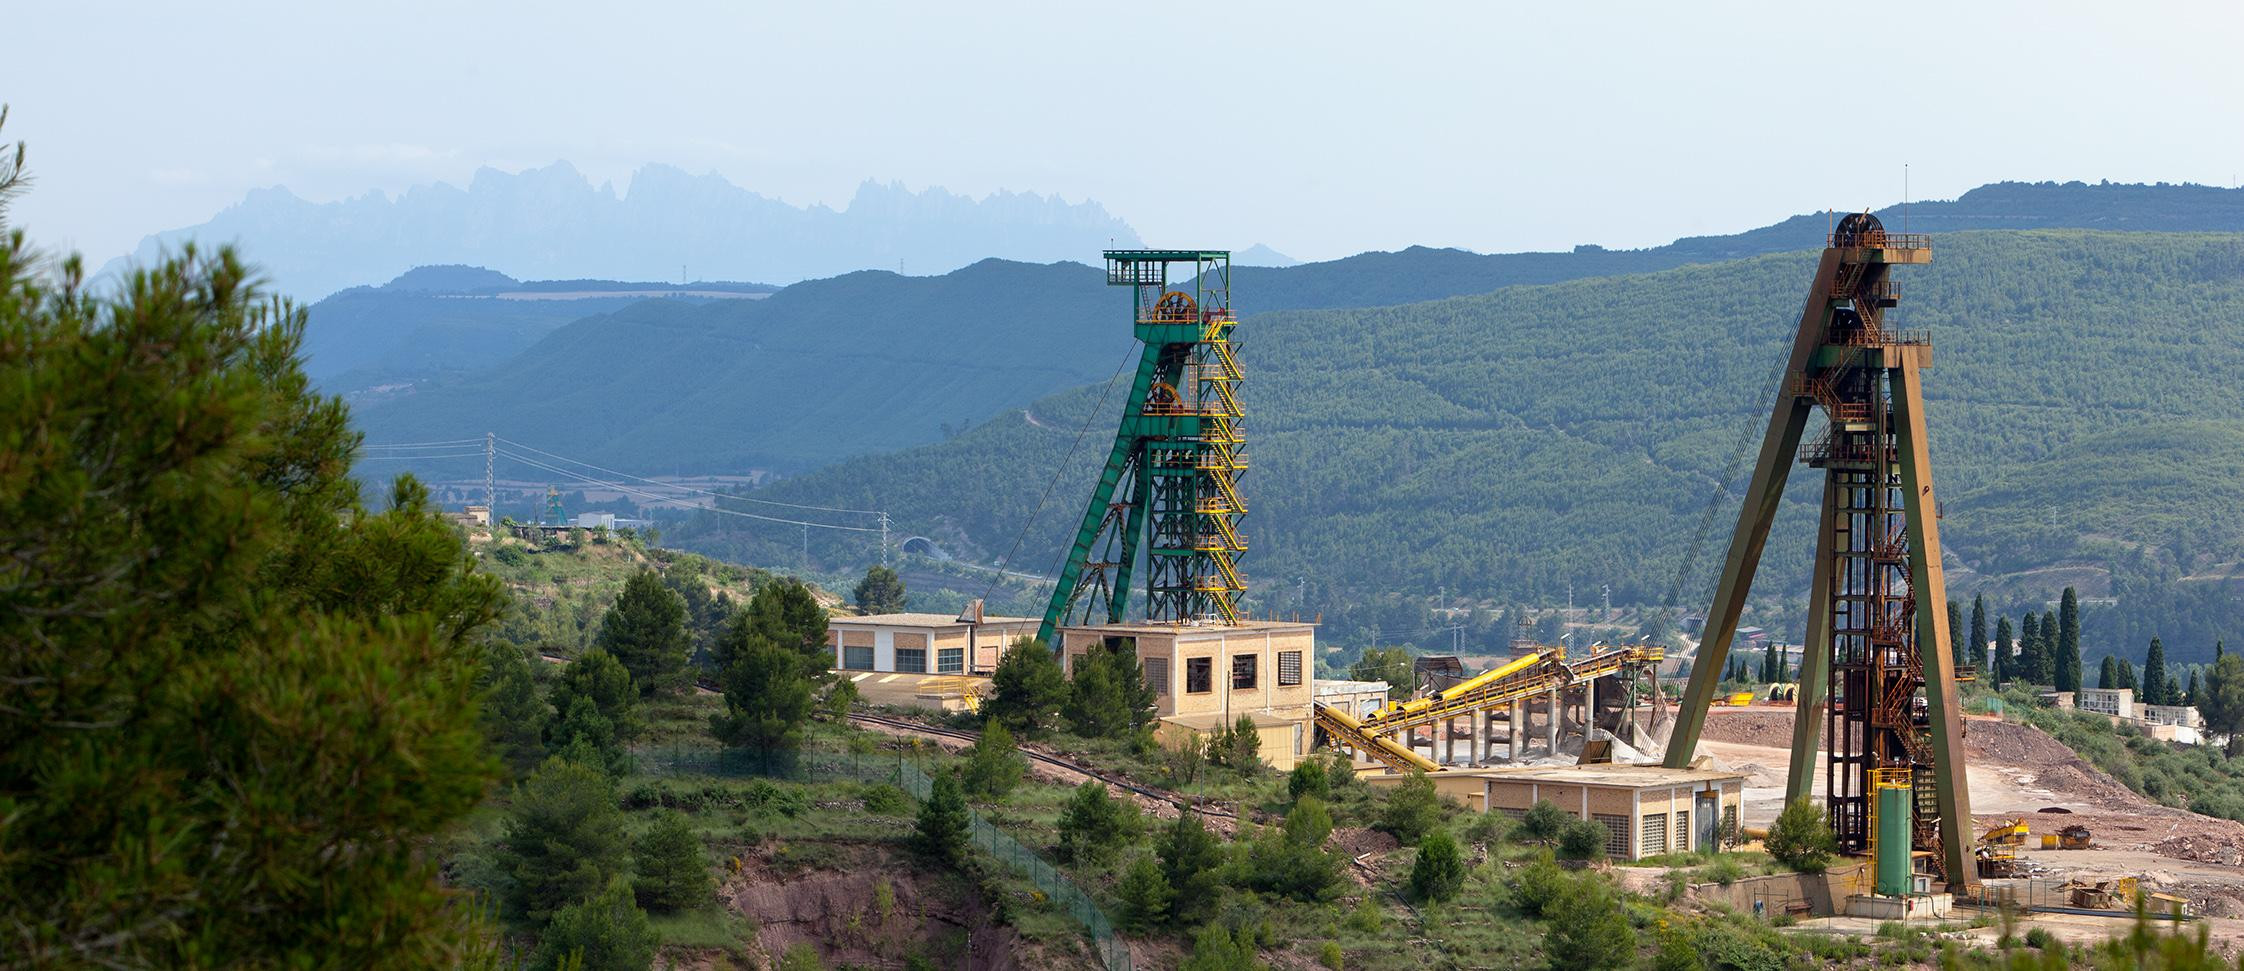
1366, 763, 1746, 860
1058, 619, 1318, 769
828, 611, 1038, 676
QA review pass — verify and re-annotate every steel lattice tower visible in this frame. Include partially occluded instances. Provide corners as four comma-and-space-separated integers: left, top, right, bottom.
1664, 215, 1976, 889
1037, 251, 1244, 643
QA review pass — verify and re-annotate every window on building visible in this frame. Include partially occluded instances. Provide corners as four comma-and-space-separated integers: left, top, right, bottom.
1278, 651, 1302, 686
894, 648, 926, 673
1497, 806, 1529, 821
1593, 813, 1630, 858
1676, 813, 1690, 853
936, 647, 964, 674
1186, 657, 1212, 694
1721, 805, 1740, 846
1641, 813, 1669, 856
843, 646, 875, 670
1232, 654, 1257, 690
1144, 657, 1170, 695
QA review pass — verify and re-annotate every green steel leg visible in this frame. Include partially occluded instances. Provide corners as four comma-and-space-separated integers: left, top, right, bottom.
1109, 457, 1151, 624
1664, 398, 1813, 768
1667, 250, 1842, 770
1893, 359, 1976, 891
1038, 351, 1164, 644
1785, 482, 1838, 806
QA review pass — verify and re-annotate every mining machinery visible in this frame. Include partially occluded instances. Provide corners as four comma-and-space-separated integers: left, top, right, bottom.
1313, 644, 1664, 772
1037, 251, 1246, 644
1663, 213, 1977, 889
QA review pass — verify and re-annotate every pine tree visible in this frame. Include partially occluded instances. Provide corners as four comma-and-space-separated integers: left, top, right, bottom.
1409, 831, 1466, 903
483, 643, 553, 776
2058, 588, 2083, 693
596, 569, 692, 696
914, 771, 971, 864
529, 879, 658, 971
632, 810, 713, 912
1115, 854, 1172, 932
550, 649, 643, 742
1057, 781, 1140, 865
1158, 812, 1226, 924
1970, 595, 1990, 667
852, 564, 907, 613
709, 613, 814, 750
2, 228, 513, 964
960, 721, 1026, 801
2144, 638, 2171, 706
986, 638, 1068, 736
498, 757, 633, 925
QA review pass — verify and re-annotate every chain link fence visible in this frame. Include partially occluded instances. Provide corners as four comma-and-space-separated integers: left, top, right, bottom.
648, 746, 1132, 971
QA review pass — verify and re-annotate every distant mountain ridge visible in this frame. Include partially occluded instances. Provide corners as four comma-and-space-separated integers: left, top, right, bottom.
104, 162, 1143, 299
1233, 180, 2244, 311
351, 180, 2244, 484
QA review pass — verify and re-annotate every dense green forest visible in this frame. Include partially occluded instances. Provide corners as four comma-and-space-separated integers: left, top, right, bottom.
672, 230, 2244, 663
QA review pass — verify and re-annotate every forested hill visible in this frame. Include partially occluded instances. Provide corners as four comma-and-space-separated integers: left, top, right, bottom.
1231, 181, 2244, 312
355, 182, 2244, 479
674, 230, 2244, 663
350, 259, 1134, 473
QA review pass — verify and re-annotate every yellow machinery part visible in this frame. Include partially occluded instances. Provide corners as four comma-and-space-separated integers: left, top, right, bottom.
1314, 702, 1441, 774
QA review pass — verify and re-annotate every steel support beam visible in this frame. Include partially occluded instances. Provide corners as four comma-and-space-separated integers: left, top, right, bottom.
1667, 252, 1842, 768
1786, 485, 1840, 805
1893, 358, 1977, 891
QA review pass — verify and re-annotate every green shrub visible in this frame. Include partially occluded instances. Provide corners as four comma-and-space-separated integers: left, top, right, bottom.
1288, 760, 1331, 802
1319, 939, 1344, 969
2024, 926, 2058, 951
1376, 770, 1444, 842
861, 783, 910, 815
1542, 878, 1635, 969
1408, 831, 1465, 903
1518, 799, 1570, 843
1510, 854, 1568, 917
1557, 819, 1606, 861
631, 810, 712, 912
1116, 854, 1172, 933
1056, 780, 1141, 865
530, 880, 658, 971
1764, 798, 1836, 873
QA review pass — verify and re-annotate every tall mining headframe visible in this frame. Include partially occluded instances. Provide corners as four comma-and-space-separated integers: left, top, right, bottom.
1038, 250, 1246, 642
1663, 213, 1978, 891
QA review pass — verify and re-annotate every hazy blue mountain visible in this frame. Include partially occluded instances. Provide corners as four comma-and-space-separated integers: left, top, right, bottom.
301, 265, 777, 392
1235, 243, 1299, 267
103, 162, 1142, 299
348, 259, 1132, 474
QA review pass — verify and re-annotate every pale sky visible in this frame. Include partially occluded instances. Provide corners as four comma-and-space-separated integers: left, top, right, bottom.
6, 0, 2240, 266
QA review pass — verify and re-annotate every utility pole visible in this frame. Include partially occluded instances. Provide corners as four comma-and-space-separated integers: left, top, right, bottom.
484, 432, 494, 510
801, 524, 809, 565
879, 511, 891, 568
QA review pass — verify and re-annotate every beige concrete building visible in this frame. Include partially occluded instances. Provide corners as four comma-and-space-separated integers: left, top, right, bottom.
2077, 687, 2135, 719
1059, 620, 1317, 769
1368, 763, 1746, 860
1313, 678, 1392, 719
829, 612, 1039, 676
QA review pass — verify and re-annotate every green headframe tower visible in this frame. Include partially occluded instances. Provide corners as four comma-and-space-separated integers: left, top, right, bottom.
1037, 250, 1244, 644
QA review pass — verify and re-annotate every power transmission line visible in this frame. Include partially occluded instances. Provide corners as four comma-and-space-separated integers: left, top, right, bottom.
492, 436, 882, 515
492, 447, 882, 533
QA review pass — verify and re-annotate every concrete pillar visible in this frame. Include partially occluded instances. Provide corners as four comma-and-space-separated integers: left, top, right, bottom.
1510, 699, 1521, 760
1584, 676, 1597, 741
1545, 689, 1559, 756
1471, 708, 1486, 765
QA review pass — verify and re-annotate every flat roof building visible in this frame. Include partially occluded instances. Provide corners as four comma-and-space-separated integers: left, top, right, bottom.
1368, 763, 1747, 860
1060, 620, 1317, 769
829, 611, 1039, 677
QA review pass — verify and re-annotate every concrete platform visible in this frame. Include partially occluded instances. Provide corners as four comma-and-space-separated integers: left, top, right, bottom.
1845, 893, 1953, 920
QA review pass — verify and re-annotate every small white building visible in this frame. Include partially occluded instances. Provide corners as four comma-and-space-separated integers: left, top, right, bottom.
828, 611, 1039, 676
2077, 687, 2135, 720
575, 512, 617, 530
2141, 704, 2202, 729
1313, 678, 1393, 719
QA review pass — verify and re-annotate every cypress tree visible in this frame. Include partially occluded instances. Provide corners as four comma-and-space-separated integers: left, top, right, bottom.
2117, 658, 2139, 692
1993, 617, 2014, 684
1762, 642, 1777, 683
2057, 589, 2083, 693
2019, 614, 2042, 686
1947, 600, 1966, 667
2040, 609, 2059, 685
2187, 669, 2204, 707
2099, 655, 2120, 690
2144, 638, 2171, 706
1970, 595, 1989, 668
